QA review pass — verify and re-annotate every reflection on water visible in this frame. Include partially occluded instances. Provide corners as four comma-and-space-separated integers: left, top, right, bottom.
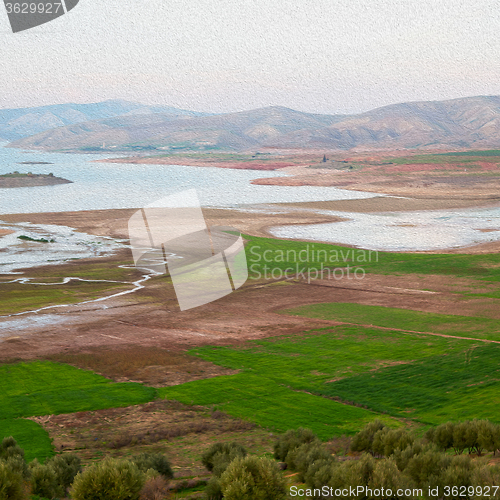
270, 206, 500, 251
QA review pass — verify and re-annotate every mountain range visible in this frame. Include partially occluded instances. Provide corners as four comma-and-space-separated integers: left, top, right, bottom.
7, 95, 500, 152
0, 99, 206, 142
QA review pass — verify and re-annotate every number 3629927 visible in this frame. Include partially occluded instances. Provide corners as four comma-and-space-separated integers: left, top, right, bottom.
5, 3, 63, 14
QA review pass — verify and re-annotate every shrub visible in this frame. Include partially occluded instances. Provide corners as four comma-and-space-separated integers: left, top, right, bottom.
369, 458, 414, 500
131, 453, 173, 480
430, 422, 455, 452
204, 476, 223, 500
219, 456, 286, 500
273, 428, 319, 462
350, 420, 387, 456
472, 463, 500, 491
0, 460, 27, 500
30, 463, 63, 500
403, 448, 451, 490
139, 475, 170, 500
327, 456, 375, 500
201, 442, 247, 474
289, 442, 333, 481
392, 441, 427, 472
304, 460, 336, 490
46, 453, 82, 492
71, 458, 146, 500
0, 437, 24, 461
2, 455, 29, 481
438, 454, 476, 493
379, 429, 414, 457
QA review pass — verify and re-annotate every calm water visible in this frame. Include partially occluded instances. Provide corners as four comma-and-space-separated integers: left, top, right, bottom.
1, 144, 500, 252
270, 206, 500, 251
0, 144, 376, 213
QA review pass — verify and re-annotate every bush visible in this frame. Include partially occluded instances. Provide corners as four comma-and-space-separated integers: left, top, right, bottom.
0, 460, 27, 500
369, 458, 414, 500
378, 429, 414, 457
2, 455, 29, 481
273, 428, 319, 462
219, 456, 286, 500
201, 442, 247, 474
430, 422, 455, 452
0, 437, 24, 461
350, 420, 387, 456
438, 454, 476, 493
131, 453, 173, 480
403, 448, 451, 490
327, 455, 375, 500
304, 460, 336, 490
30, 463, 63, 500
71, 458, 146, 500
46, 453, 82, 491
139, 475, 170, 500
204, 476, 223, 500
289, 442, 333, 481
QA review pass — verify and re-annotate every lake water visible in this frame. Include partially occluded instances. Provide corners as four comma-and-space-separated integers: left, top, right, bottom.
270, 206, 500, 251
0, 144, 376, 213
1, 144, 500, 253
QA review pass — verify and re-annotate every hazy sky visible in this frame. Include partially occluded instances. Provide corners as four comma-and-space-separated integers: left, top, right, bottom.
1, 0, 499, 114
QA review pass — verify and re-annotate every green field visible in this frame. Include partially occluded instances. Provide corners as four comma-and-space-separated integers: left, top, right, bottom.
160, 322, 494, 436
159, 372, 399, 440
284, 302, 500, 341
0, 362, 157, 461
245, 235, 500, 285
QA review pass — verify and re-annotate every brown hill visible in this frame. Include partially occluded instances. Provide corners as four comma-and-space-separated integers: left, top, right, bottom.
9, 95, 500, 152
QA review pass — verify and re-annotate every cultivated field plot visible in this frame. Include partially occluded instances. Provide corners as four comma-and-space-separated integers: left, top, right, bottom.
160, 321, 497, 437
284, 302, 500, 341
245, 235, 500, 288
0, 361, 157, 461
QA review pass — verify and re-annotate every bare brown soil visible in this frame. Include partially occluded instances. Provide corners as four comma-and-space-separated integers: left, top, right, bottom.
30, 399, 269, 476
0, 229, 14, 236
98, 156, 295, 170
1, 205, 499, 386
252, 167, 500, 200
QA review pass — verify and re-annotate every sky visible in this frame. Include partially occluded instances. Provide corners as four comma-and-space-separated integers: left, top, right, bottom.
0, 0, 500, 115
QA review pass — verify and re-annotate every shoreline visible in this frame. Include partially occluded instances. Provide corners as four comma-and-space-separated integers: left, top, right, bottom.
1, 199, 500, 255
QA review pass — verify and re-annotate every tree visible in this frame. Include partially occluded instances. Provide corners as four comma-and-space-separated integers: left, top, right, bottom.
0, 460, 27, 500
30, 462, 64, 500
273, 428, 319, 462
71, 458, 145, 500
45, 453, 82, 492
350, 420, 387, 456
202, 442, 247, 475
131, 453, 173, 479
432, 422, 455, 452
219, 456, 287, 500
322, 155, 328, 162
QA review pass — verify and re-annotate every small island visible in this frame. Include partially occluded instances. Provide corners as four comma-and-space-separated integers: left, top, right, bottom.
0, 172, 72, 189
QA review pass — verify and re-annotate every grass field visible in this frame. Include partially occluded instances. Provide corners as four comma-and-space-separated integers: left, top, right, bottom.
327, 343, 500, 424
160, 323, 493, 436
283, 302, 500, 341
0, 419, 52, 462
159, 372, 399, 440
245, 235, 500, 285
0, 361, 157, 461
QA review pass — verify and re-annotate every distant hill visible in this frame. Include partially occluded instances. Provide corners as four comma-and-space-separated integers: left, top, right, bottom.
0, 99, 206, 142
8, 95, 500, 152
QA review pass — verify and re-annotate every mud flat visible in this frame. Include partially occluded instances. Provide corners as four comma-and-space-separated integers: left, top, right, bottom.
278, 196, 500, 213
0, 206, 347, 241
